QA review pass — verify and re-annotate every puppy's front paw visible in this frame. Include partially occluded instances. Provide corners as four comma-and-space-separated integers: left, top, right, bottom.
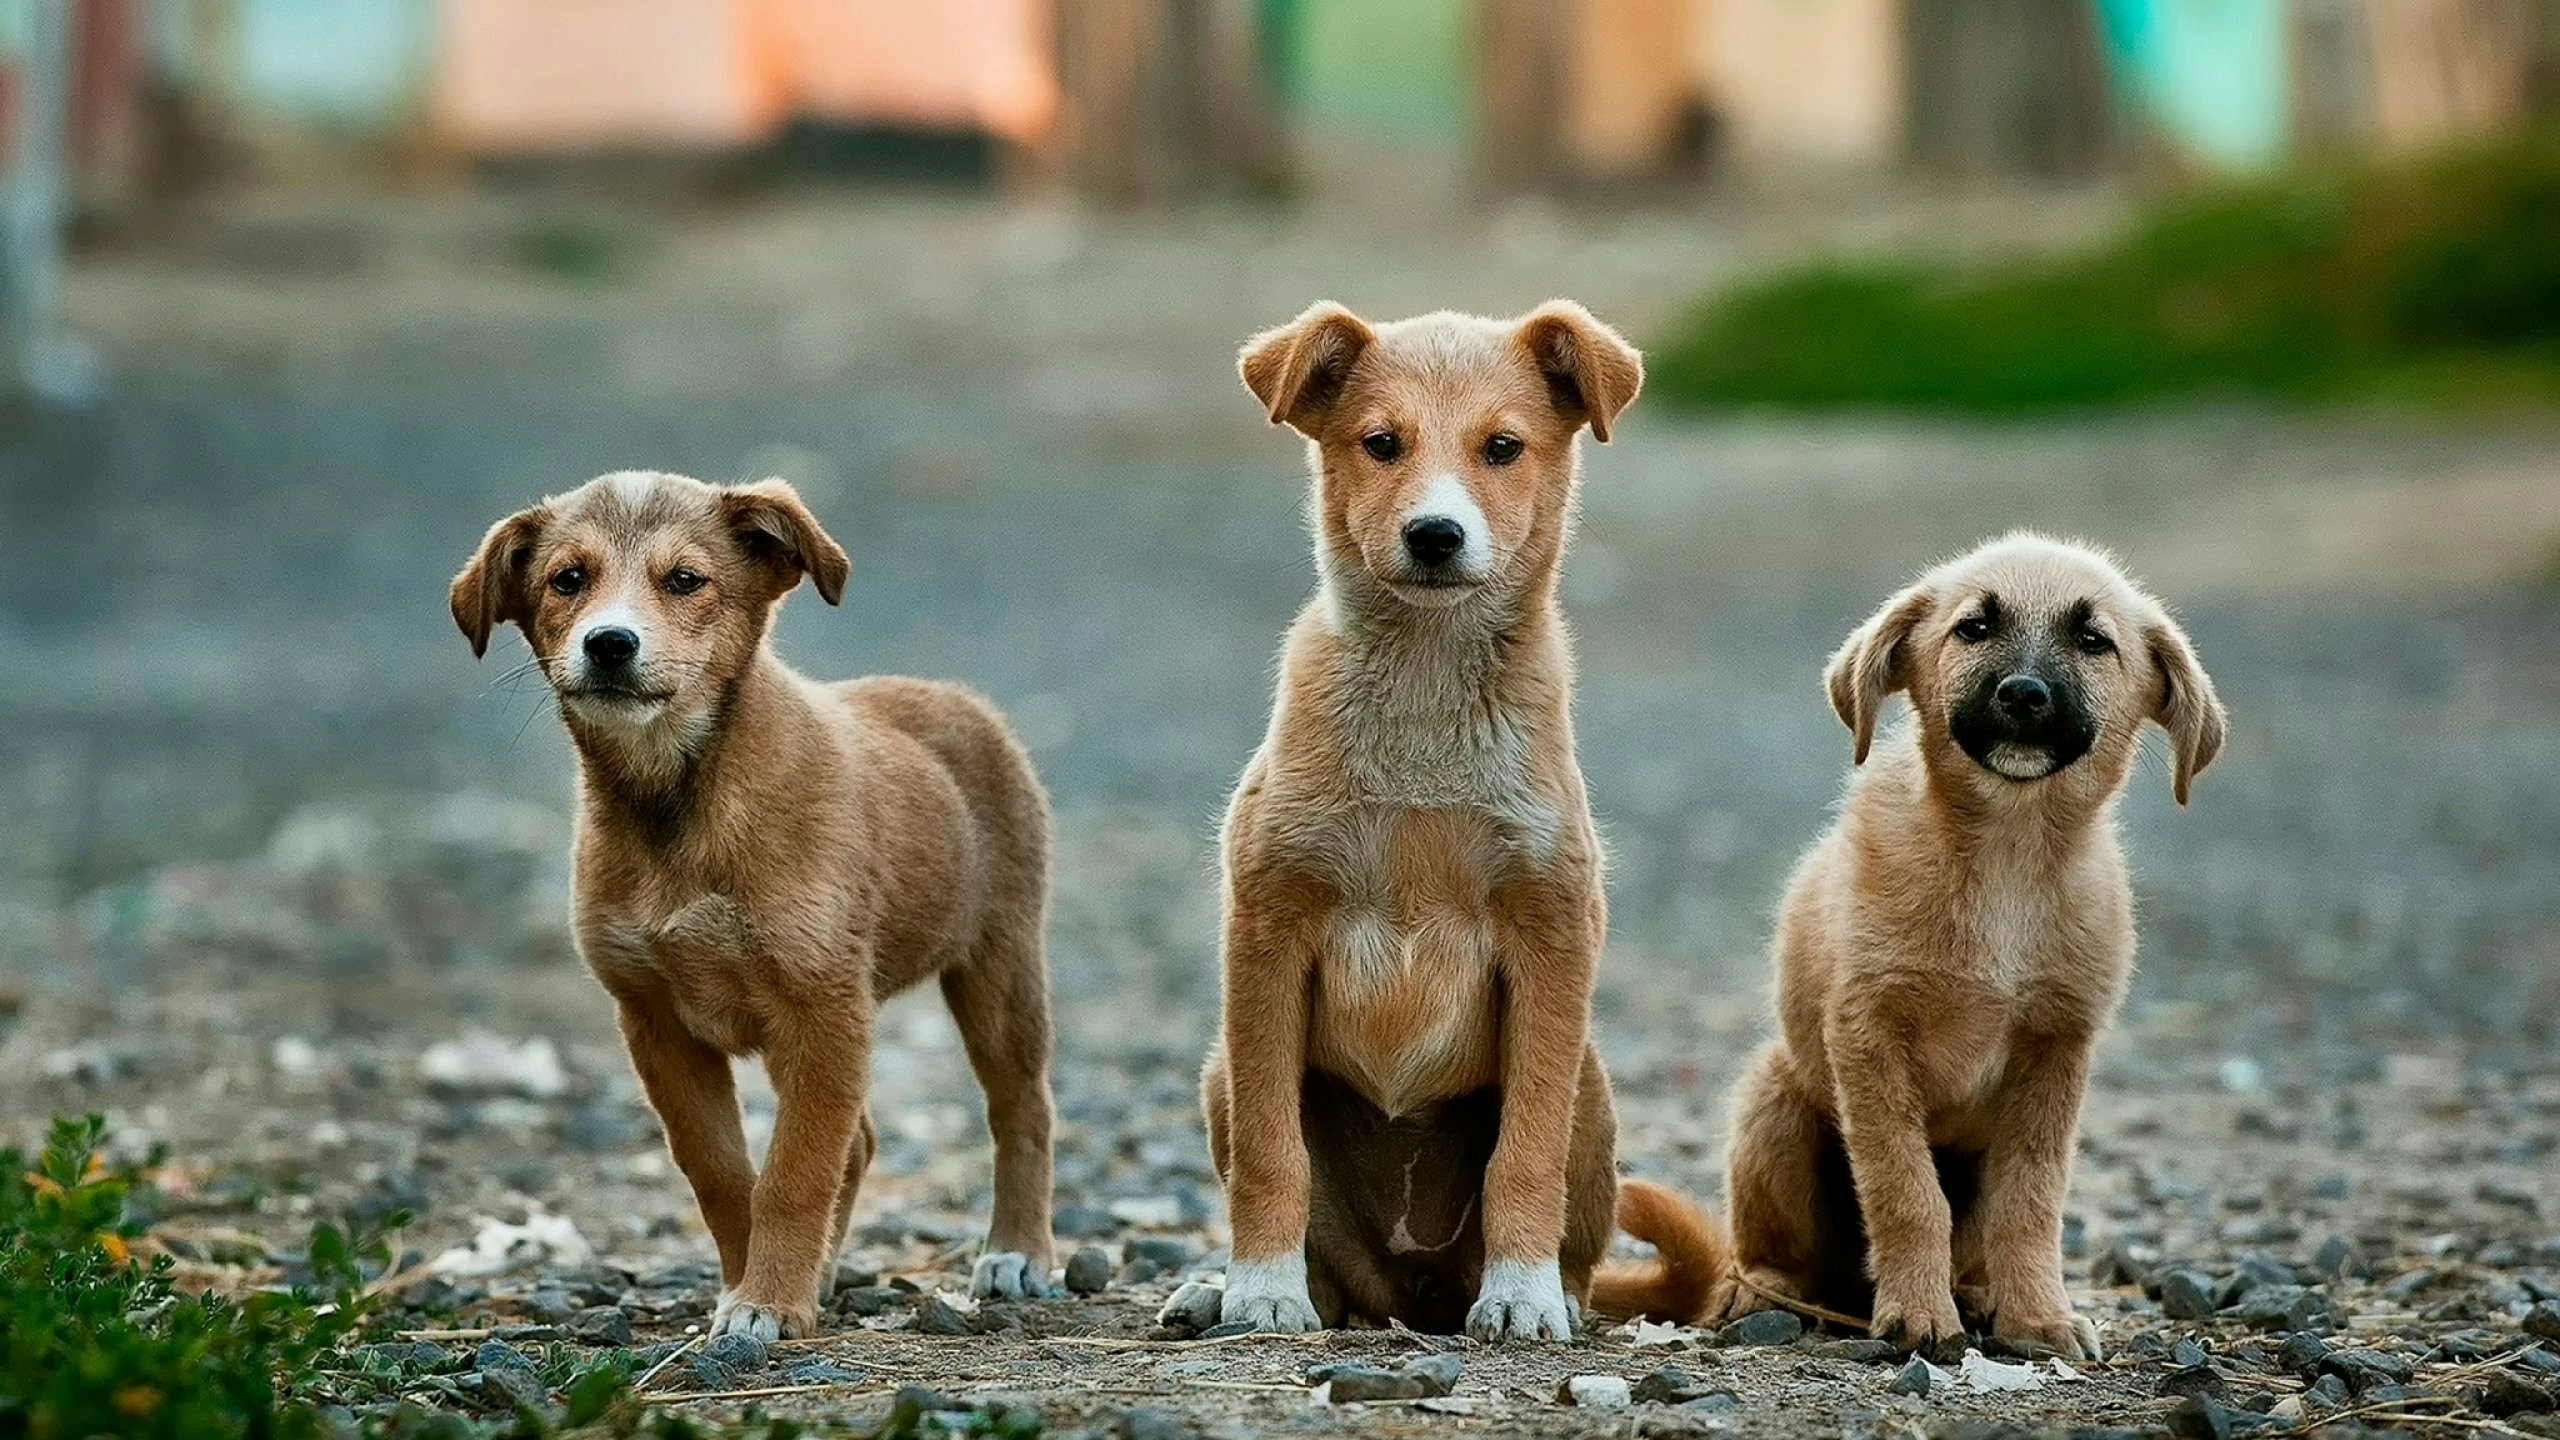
1994, 1306, 2102, 1362
1869, 1284, 1964, 1355
971, 1250, 1056, 1300
1466, 1259, 1576, 1343
1219, 1254, 1321, 1334
710, 1287, 815, 1342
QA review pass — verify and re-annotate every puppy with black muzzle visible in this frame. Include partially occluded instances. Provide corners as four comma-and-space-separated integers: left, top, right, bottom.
1592, 533, 2226, 1361
450, 471, 1059, 1340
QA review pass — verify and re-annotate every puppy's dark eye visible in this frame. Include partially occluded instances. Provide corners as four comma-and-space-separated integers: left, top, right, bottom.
1483, 433, 1523, 465
1361, 431, 1402, 463
1953, 614, 1995, 642
548, 566, 587, 597
665, 568, 706, 596
2077, 627, 2115, 656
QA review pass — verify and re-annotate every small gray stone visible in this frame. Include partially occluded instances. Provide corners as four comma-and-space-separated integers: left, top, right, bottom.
1064, 1245, 1113, 1295
1322, 1364, 1426, 1403
477, 1364, 549, 1412
1157, 1280, 1224, 1335
2481, 1374, 2557, 1417
914, 1293, 976, 1336
2529, 1302, 2560, 1344
835, 1284, 906, 1317
1633, 1366, 1700, 1404
1560, 1375, 1633, 1408
2278, 1331, 2331, 1376
2161, 1270, 2219, 1321
1403, 1353, 1463, 1397
2159, 1365, 2229, 1401
566, 1306, 632, 1346
2172, 1338, 2211, 1368
2321, 1347, 2415, 1394
1715, 1308, 1805, 1347
1890, 1357, 1933, 1396
523, 1288, 578, 1324
2305, 1373, 2352, 1409
473, 1340, 537, 1375
1196, 1321, 1258, 1340
785, 1360, 866, 1387
700, 1331, 769, 1370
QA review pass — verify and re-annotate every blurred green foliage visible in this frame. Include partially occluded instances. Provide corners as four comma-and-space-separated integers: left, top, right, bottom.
1653, 136, 2560, 412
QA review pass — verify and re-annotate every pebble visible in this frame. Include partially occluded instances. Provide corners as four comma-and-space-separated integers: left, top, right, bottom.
2321, 1347, 2416, 1394
1560, 1375, 1633, 1408
1715, 1309, 1805, 1347
1632, 1365, 1729, 1405
566, 1306, 632, 1346
835, 1284, 906, 1317
2304, 1373, 2352, 1409
476, 1363, 548, 1412
2481, 1374, 2559, 1417
2161, 1270, 2220, 1321
2277, 1331, 2331, 1376
473, 1340, 536, 1376
1808, 1339, 1901, 1363
914, 1293, 977, 1336
1404, 1353, 1463, 1396
2172, 1338, 2211, 1368
2528, 1302, 2560, 1343
1890, 1357, 1933, 1396
1318, 1365, 1429, 1403
1157, 1281, 1224, 1335
785, 1360, 866, 1387
2159, 1364, 2229, 1401
1196, 1321, 1257, 1340
1064, 1245, 1114, 1294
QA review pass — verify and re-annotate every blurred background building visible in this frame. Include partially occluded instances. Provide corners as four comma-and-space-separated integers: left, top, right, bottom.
9, 0, 2558, 209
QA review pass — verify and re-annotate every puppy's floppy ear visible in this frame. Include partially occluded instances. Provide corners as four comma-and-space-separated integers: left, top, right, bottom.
1240, 302, 1375, 437
2143, 612, 2226, 806
1516, 299, 1644, 442
1825, 583, 1934, 766
450, 505, 551, 659
722, 478, 850, 605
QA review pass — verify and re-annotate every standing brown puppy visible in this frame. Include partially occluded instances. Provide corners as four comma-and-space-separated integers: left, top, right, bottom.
1595, 534, 2224, 1360
1176, 301, 1647, 1341
450, 471, 1058, 1341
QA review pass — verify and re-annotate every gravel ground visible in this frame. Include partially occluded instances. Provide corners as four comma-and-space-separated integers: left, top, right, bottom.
3, 184, 2557, 1437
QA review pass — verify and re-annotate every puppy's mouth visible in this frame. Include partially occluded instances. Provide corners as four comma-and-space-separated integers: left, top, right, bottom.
1385, 572, 1486, 608
1951, 720, 2094, 783
561, 685, 677, 718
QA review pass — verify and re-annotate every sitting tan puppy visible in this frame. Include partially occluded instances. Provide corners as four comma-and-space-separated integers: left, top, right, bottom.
1596, 534, 2225, 1360
1180, 301, 1643, 1341
450, 471, 1057, 1340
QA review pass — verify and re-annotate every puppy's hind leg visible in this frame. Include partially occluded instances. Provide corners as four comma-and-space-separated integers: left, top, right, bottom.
1717, 1043, 1836, 1324
941, 921, 1059, 1299
820, 1109, 880, 1296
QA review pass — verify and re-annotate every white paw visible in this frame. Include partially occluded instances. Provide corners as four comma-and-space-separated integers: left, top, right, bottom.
709, 1293, 789, 1343
971, 1250, 1054, 1300
1220, 1253, 1321, 1333
1466, 1258, 1575, 1343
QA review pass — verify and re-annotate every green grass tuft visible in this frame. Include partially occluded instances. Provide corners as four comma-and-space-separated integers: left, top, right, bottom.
1652, 136, 2560, 413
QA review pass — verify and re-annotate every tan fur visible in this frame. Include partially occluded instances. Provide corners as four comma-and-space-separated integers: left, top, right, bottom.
1608, 534, 2226, 1359
450, 471, 1057, 1340
1195, 301, 1641, 1341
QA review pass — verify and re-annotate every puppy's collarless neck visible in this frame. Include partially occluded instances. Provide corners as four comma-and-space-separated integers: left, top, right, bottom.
570, 653, 779, 850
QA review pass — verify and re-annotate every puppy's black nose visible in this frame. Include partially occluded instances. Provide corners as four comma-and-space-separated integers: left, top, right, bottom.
1996, 675, 2052, 718
584, 626, 640, 668
1402, 516, 1466, 567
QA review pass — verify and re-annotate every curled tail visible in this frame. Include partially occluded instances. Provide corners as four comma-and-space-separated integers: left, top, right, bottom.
1587, 1178, 1729, 1323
